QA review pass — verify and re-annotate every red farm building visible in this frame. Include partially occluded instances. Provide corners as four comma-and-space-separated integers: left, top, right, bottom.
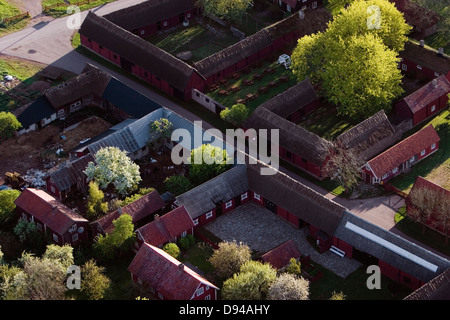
128, 242, 219, 300
400, 41, 450, 83
406, 176, 450, 235
362, 124, 440, 185
14, 188, 89, 247
261, 239, 302, 270
395, 75, 450, 126
135, 206, 195, 249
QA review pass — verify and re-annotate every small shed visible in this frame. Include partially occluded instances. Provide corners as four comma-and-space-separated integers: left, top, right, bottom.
277, 54, 291, 69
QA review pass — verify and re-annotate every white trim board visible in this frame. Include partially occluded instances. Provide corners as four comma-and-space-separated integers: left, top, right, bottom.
345, 222, 438, 273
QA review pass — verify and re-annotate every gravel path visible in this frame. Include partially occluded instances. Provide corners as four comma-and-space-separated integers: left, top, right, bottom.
205, 202, 362, 278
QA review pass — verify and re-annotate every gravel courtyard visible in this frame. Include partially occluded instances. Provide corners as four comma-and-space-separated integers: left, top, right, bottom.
205, 202, 362, 278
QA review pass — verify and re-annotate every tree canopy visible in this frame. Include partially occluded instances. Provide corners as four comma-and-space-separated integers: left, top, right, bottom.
0, 112, 21, 140
220, 103, 249, 126
197, 0, 252, 23
208, 241, 251, 279
0, 189, 20, 226
189, 144, 231, 185
84, 146, 142, 196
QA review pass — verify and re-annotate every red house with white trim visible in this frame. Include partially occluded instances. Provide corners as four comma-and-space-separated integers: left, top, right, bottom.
362, 125, 440, 185
128, 243, 219, 300
395, 75, 450, 126
14, 188, 89, 247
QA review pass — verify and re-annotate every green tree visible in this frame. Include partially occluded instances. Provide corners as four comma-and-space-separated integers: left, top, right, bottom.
220, 103, 249, 126
84, 146, 142, 196
0, 111, 21, 140
268, 273, 310, 300
149, 118, 173, 150
164, 175, 193, 196
86, 181, 108, 220
42, 244, 74, 271
93, 214, 135, 261
326, 0, 412, 52
13, 220, 45, 253
163, 242, 180, 259
319, 34, 403, 120
221, 261, 277, 300
0, 189, 20, 226
330, 290, 347, 300
209, 241, 252, 279
189, 144, 231, 185
80, 259, 111, 300
284, 258, 302, 277
197, 0, 252, 23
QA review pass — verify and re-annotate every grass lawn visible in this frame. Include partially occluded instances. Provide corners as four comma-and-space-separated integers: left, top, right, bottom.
390, 108, 450, 192
310, 264, 412, 300
180, 241, 215, 274
0, 0, 30, 37
297, 101, 355, 140
42, 0, 117, 17
208, 59, 297, 113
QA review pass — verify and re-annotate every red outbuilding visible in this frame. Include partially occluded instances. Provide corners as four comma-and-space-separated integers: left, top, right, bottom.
128, 243, 219, 300
395, 75, 450, 126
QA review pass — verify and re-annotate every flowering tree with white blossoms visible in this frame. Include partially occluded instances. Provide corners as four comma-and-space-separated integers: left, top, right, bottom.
84, 147, 142, 196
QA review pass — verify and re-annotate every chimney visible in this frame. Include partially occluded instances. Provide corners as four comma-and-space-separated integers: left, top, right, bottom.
178, 263, 185, 272
52, 205, 57, 214
432, 78, 438, 88
154, 214, 160, 222
419, 40, 424, 47
438, 48, 444, 56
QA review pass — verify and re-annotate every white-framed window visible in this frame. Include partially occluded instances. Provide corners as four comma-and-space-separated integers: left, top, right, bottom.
51, 186, 56, 193
434, 72, 440, 77
186, 13, 191, 18
253, 193, 261, 200
22, 212, 28, 220
225, 200, 233, 209
302, 0, 307, 2
37, 223, 42, 231
409, 156, 415, 163
312, 1, 317, 8
431, 143, 436, 150
421, 149, 426, 156
52, 234, 59, 243
402, 64, 407, 71
72, 233, 79, 242
196, 287, 204, 297
205, 211, 213, 219
163, 21, 168, 27
204, 295, 211, 300
431, 105, 436, 112
158, 292, 163, 300
69, 224, 77, 233
193, 219, 199, 226
181, 231, 187, 237
241, 192, 248, 201
382, 173, 388, 179
140, 30, 145, 35
392, 167, 398, 174
417, 65, 422, 70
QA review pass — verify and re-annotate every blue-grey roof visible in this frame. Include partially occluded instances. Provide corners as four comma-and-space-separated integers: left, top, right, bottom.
16, 96, 54, 129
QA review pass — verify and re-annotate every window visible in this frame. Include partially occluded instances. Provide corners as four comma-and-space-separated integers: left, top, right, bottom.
181, 231, 187, 237
163, 21, 168, 27
52, 234, 59, 243
204, 295, 211, 300
409, 156, 415, 163
140, 30, 145, 35
417, 65, 422, 70
113, 54, 117, 59
196, 287, 204, 296
254, 193, 261, 200
193, 219, 199, 226
434, 72, 440, 77
22, 212, 27, 220
421, 149, 426, 156
158, 292, 164, 299
402, 64, 407, 71
312, 1, 317, 8
206, 211, 213, 219
72, 233, 79, 242
51, 186, 56, 193
392, 167, 398, 174
241, 192, 248, 200
37, 223, 42, 231
225, 201, 233, 209
431, 105, 436, 112
186, 13, 191, 18
431, 143, 436, 150
382, 173, 388, 179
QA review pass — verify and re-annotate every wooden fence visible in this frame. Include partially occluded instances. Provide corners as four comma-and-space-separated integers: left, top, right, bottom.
3, 12, 29, 24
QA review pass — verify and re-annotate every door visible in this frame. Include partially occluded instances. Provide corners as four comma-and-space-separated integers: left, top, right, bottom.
120, 57, 133, 73
352, 247, 378, 266
265, 199, 277, 213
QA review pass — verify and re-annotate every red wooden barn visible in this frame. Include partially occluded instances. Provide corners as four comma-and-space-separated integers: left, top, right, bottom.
14, 188, 89, 247
400, 41, 450, 83
79, 12, 205, 101
404, 269, 450, 300
362, 124, 440, 185
103, 0, 197, 38
174, 165, 249, 227
128, 243, 219, 300
90, 190, 165, 239
395, 75, 450, 126
135, 206, 195, 249
242, 107, 333, 179
406, 176, 450, 235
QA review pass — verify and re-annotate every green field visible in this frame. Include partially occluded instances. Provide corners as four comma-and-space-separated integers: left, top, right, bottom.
0, 0, 29, 37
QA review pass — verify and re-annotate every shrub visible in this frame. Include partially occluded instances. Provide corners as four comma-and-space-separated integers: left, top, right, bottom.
163, 242, 180, 259
178, 237, 190, 251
